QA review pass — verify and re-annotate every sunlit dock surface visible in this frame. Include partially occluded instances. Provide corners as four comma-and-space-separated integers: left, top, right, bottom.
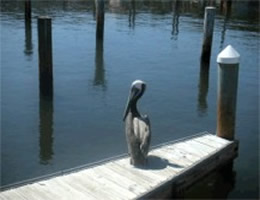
0, 132, 238, 200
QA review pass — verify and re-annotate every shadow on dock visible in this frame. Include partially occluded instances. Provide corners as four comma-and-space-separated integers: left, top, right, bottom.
135, 155, 184, 170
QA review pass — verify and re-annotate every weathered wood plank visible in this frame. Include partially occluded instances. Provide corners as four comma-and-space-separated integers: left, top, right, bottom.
54, 175, 97, 200
88, 166, 137, 199
186, 139, 216, 153
95, 165, 146, 195
72, 170, 123, 200
106, 162, 153, 187
206, 134, 231, 145
152, 148, 193, 167
0, 190, 28, 200
116, 159, 165, 183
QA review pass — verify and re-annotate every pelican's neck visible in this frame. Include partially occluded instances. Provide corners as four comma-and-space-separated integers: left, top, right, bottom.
131, 100, 140, 118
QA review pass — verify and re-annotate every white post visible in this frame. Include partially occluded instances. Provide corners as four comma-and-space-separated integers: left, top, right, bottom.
216, 45, 240, 140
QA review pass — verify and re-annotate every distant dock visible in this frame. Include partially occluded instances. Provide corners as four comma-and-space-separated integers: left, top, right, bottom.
0, 132, 238, 200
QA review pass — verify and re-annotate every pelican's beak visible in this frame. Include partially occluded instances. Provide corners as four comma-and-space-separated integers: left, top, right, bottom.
123, 88, 138, 121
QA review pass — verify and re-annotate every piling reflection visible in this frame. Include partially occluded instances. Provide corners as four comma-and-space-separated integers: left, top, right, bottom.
171, 0, 180, 40
220, 1, 232, 49
24, 19, 33, 56
183, 162, 236, 198
39, 93, 54, 165
197, 60, 210, 116
128, 0, 136, 29
94, 38, 106, 89
220, 0, 232, 16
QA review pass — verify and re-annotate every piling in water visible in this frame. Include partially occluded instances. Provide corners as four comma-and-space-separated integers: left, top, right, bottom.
37, 16, 53, 97
24, 19, 33, 55
216, 45, 240, 140
24, 0, 31, 21
95, 0, 105, 40
201, 7, 216, 63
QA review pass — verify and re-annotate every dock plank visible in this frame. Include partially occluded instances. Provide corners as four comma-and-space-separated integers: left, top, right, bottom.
152, 148, 193, 167
0, 132, 238, 200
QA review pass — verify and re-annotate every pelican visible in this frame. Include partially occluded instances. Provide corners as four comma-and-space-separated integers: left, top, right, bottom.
123, 80, 151, 166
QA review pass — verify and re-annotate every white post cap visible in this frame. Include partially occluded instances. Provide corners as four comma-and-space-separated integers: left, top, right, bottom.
217, 45, 240, 64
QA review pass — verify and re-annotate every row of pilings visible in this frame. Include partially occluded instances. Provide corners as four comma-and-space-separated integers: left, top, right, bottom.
24, 0, 238, 141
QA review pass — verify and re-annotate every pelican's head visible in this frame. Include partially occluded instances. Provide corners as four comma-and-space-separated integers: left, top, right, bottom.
123, 80, 146, 121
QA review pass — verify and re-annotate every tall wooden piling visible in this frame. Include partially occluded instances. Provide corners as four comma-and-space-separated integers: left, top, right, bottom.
24, 0, 31, 21
217, 45, 240, 140
201, 7, 216, 63
37, 16, 53, 96
95, 0, 105, 40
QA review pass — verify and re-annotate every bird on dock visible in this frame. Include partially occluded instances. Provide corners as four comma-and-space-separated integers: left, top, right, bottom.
123, 80, 151, 166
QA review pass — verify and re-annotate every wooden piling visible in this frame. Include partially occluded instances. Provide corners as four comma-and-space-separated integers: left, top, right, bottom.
24, 0, 31, 21
201, 7, 216, 63
37, 16, 53, 96
217, 45, 240, 140
95, 0, 105, 40
24, 19, 33, 55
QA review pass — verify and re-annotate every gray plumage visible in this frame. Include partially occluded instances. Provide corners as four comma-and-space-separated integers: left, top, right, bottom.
123, 80, 151, 166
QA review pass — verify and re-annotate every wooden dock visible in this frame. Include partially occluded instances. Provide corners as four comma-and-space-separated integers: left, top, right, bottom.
0, 132, 238, 200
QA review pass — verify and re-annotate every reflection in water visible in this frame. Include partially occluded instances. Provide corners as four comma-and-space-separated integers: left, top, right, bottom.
128, 0, 136, 29
208, 0, 216, 7
62, 0, 68, 11
220, 0, 232, 16
197, 60, 210, 116
94, 38, 106, 89
39, 93, 54, 165
171, 0, 180, 40
183, 162, 236, 198
24, 19, 33, 56
220, 1, 232, 50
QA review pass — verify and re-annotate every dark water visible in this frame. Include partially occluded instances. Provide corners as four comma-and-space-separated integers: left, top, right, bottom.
1, 0, 259, 198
